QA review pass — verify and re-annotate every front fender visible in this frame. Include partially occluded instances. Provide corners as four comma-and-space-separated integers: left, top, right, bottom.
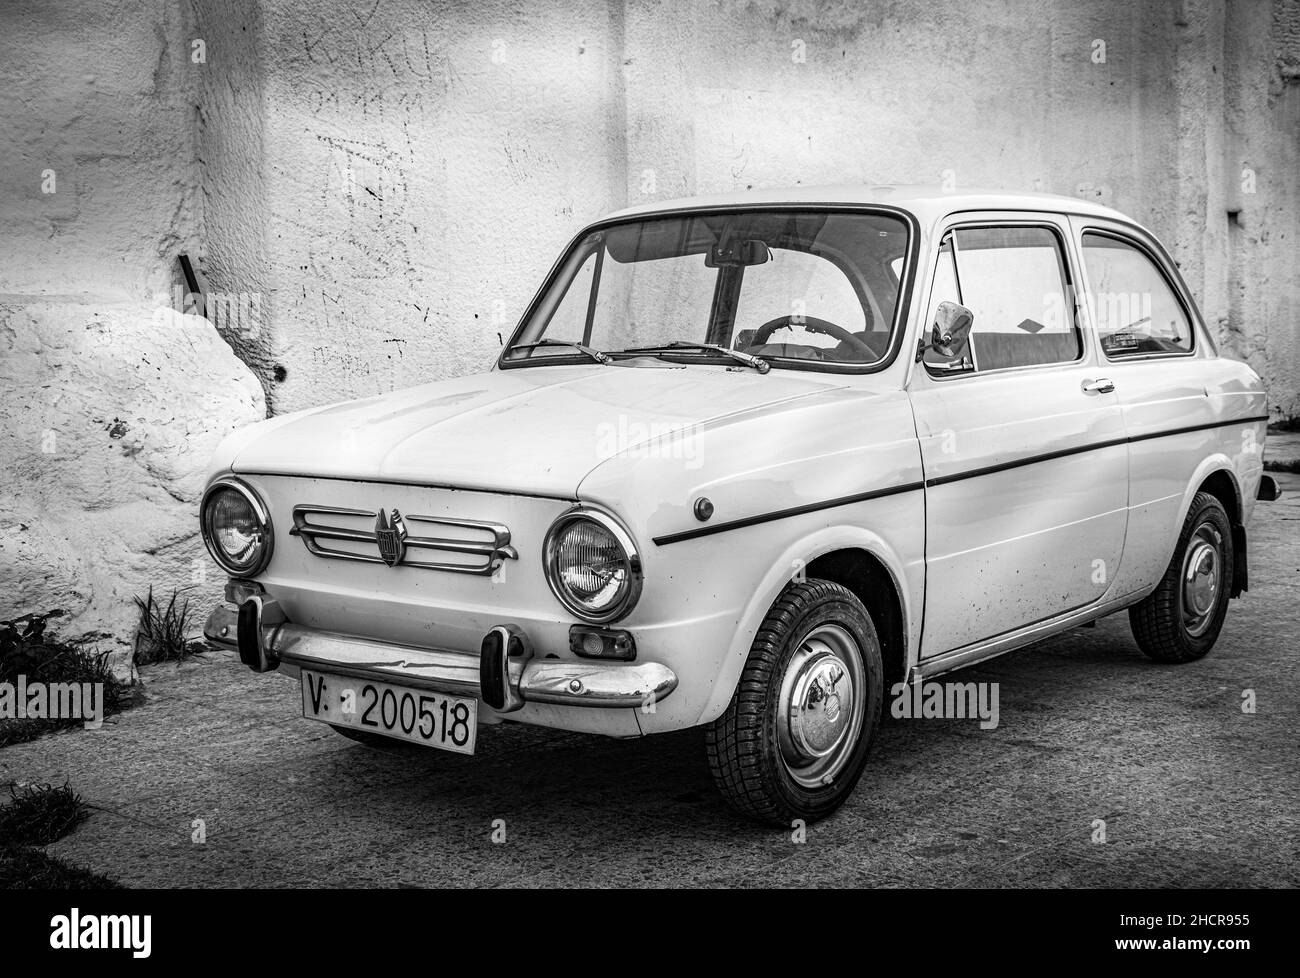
693, 521, 922, 727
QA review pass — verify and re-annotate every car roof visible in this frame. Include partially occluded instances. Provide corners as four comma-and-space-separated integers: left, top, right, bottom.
601, 184, 1136, 228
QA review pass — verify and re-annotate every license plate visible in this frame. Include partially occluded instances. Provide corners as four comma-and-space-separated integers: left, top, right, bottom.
301, 670, 477, 754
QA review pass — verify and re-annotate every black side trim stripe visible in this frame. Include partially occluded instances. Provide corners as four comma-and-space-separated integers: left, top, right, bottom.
652, 413, 1270, 546
923, 435, 1129, 488
1126, 415, 1270, 445
928, 414, 1270, 488
651, 482, 925, 546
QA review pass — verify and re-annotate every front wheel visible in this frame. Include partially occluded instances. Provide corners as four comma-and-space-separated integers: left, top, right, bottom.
1129, 491, 1234, 663
705, 579, 884, 826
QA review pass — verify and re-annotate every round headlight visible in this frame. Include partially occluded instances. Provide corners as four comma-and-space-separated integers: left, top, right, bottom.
201, 477, 273, 577
543, 508, 642, 623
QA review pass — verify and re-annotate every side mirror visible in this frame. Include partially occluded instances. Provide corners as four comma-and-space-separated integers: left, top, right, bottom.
918, 301, 975, 360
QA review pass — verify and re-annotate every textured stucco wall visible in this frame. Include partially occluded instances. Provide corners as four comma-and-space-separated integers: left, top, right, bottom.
1220, 0, 1300, 416
0, 301, 265, 652
0, 0, 200, 300
0, 0, 266, 645
195, 0, 628, 411
194, 0, 274, 396
191, 0, 1300, 418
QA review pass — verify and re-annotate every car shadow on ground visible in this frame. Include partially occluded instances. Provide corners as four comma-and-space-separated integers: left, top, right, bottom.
236, 607, 1292, 887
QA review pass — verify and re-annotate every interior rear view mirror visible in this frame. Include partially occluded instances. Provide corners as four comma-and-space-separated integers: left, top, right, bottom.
706, 238, 771, 267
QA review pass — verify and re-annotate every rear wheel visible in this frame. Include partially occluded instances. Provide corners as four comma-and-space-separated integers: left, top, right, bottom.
706, 579, 883, 826
1129, 491, 1234, 663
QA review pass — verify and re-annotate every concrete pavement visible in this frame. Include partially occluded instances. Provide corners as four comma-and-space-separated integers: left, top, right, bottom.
1265, 430, 1300, 471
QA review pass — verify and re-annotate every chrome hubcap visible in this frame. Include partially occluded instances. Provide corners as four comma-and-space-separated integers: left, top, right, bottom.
777, 624, 865, 789
1181, 523, 1223, 637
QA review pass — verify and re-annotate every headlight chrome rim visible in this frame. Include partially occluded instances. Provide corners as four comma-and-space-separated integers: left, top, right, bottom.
201, 476, 274, 577
543, 506, 642, 624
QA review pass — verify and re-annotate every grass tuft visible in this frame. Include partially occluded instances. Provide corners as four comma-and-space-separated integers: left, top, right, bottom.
0, 783, 89, 847
133, 585, 206, 666
0, 783, 120, 888
0, 846, 122, 888
0, 613, 134, 748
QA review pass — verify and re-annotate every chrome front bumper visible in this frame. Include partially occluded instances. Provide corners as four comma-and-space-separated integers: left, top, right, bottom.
203, 597, 678, 711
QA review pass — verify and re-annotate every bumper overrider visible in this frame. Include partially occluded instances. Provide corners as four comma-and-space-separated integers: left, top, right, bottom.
203, 582, 678, 712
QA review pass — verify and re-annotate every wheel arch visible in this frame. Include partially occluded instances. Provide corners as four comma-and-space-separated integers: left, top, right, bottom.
1128, 461, 1243, 662
1195, 467, 1242, 526
694, 526, 916, 726
804, 548, 908, 692
1191, 464, 1247, 597
1153, 457, 1245, 602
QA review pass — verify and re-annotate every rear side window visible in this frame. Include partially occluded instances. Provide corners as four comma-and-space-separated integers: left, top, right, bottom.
924, 225, 1082, 374
1081, 232, 1193, 357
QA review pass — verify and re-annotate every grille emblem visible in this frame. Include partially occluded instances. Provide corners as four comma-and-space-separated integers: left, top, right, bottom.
375, 509, 408, 567
292, 505, 518, 575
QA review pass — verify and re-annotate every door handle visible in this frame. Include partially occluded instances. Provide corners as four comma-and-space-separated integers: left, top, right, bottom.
1081, 378, 1115, 394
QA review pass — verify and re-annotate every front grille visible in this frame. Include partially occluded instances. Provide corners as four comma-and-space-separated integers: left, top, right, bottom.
289, 504, 518, 576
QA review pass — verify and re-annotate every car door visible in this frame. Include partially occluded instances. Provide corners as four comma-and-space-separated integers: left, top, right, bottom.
908, 214, 1129, 658
1069, 217, 1241, 597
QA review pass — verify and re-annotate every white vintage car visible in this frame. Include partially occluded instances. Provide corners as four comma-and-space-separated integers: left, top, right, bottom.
202, 186, 1278, 825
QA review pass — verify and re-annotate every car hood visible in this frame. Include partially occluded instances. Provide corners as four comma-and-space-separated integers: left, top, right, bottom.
220, 364, 862, 497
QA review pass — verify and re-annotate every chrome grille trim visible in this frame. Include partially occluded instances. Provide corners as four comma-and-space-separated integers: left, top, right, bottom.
290, 504, 518, 576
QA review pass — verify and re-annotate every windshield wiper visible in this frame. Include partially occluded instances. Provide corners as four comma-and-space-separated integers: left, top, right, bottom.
509, 339, 609, 364
617, 341, 771, 374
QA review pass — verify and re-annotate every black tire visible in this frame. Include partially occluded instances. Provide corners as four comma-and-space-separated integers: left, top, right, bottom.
705, 579, 884, 826
328, 725, 420, 751
1129, 491, 1234, 663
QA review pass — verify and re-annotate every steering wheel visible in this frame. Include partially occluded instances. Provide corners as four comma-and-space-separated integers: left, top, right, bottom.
744, 315, 875, 358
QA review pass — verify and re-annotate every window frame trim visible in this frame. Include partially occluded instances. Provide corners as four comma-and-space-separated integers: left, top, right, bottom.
1076, 225, 1199, 363
919, 217, 1089, 383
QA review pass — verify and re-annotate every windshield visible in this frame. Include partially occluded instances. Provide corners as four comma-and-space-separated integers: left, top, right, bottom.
503, 208, 910, 370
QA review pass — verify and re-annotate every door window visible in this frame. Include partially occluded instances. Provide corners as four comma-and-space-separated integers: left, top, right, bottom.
1080, 232, 1194, 357
924, 225, 1082, 375
921, 236, 968, 372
